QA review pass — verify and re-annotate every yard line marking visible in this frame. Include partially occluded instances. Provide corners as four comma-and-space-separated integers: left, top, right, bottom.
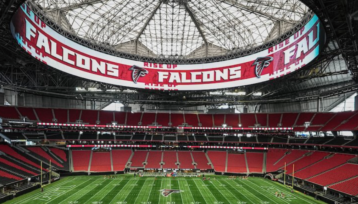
221, 179, 261, 204
259, 179, 314, 204
133, 178, 151, 204
107, 177, 133, 204
175, 179, 184, 204
79, 178, 119, 204
210, 179, 241, 204
192, 178, 216, 204
178, 178, 194, 204
119, 177, 142, 203
158, 178, 164, 204
144, 178, 156, 203
218, 179, 255, 204
236, 179, 280, 204
58, 178, 107, 204
17, 177, 79, 204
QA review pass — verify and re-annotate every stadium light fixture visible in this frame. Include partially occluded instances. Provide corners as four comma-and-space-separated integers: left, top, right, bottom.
209, 91, 222, 95
75, 87, 86, 91
253, 92, 263, 96
224, 92, 246, 96
88, 87, 101, 92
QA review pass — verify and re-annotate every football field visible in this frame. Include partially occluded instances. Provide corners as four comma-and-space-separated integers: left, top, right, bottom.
5, 175, 326, 204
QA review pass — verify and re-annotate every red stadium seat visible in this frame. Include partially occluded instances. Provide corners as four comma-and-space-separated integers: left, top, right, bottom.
112, 150, 132, 171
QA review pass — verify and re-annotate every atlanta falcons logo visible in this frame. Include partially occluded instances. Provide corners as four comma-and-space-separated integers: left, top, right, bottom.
160, 189, 182, 197
252, 56, 273, 78
129, 65, 149, 84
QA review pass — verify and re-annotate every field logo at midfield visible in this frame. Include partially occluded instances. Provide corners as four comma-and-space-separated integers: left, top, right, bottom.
252, 56, 273, 78
160, 189, 183, 197
129, 65, 148, 84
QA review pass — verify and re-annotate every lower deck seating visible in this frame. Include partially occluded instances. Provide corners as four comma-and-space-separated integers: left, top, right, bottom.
227, 153, 247, 173
50, 148, 67, 162
192, 152, 211, 170
266, 149, 287, 172
90, 152, 111, 172
0, 170, 23, 181
294, 154, 355, 179
0, 176, 18, 185
0, 157, 36, 175
130, 151, 147, 167
308, 163, 358, 186
72, 150, 91, 171
112, 150, 132, 171
145, 151, 162, 169
27, 147, 63, 168
0, 145, 45, 171
246, 152, 263, 173
162, 151, 178, 169
329, 176, 358, 196
285, 152, 329, 174
208, 151, 226, 172
273, 150, 307, 171
178, 152, 194, 169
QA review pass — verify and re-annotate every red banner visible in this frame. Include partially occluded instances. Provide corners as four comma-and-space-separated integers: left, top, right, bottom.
11, 4, 323, 90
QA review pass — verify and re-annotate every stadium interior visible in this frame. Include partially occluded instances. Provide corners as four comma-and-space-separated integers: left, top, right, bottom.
1, 0, 358, 203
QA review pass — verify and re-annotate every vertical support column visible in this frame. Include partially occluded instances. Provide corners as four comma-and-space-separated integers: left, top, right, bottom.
355, 94, 358, 111
317, 97, 321, 112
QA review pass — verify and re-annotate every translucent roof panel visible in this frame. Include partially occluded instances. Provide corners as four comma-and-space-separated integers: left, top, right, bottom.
33, 0, 309, 59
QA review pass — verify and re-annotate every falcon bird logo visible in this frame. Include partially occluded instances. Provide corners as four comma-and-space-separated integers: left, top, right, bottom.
252, 56, 273, 78
160, 189, 182, 197
129, 65, 149, 84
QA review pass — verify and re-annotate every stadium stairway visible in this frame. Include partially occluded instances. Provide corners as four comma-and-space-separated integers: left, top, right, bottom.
130, 150, 147, 168
72, 150, 91, 172
177, 151, 194, 169
207, 151, 226, 172
45, 147, 64, 164
246, 152, 264, 173
162, 151, 178, 169
190, 151, 212, 170
225, 150, 228, 172
262, 152, 267, 173
112, 149, 132, 171
110, 150, 114, 171
145, 151, 162, 169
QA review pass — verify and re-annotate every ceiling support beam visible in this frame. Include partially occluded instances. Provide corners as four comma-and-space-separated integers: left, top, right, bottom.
184, 3, 208, 57
135, 1, 162, 54
45, 0, 110, 12
222, 0, 295, 24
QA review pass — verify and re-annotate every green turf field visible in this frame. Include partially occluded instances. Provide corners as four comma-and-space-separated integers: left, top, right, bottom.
5, 175, 326, 204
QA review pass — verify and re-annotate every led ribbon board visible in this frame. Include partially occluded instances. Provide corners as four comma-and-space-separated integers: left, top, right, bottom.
11, 4, 324, 91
